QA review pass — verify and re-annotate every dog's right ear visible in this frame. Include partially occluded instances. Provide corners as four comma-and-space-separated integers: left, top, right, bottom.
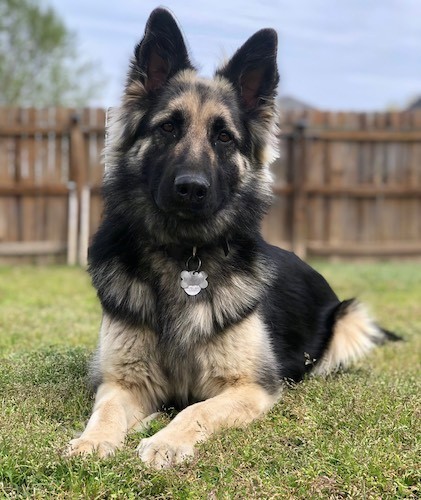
216, 29, 279, 112
130, 8, 194, 92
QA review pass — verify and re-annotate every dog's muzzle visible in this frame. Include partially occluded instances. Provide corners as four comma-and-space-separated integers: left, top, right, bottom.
174, 174, 210, 206
171, 173, 212, 217
154, 169, 221, 221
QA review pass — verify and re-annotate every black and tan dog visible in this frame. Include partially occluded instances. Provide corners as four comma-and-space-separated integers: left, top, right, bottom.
66, 8, 398, 468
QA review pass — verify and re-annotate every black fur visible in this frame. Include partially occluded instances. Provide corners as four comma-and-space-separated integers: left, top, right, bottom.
66, 9, 400, 468
89, 7, 396, 401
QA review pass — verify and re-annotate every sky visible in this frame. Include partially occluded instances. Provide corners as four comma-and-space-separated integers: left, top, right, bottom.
46, 0, 421, 111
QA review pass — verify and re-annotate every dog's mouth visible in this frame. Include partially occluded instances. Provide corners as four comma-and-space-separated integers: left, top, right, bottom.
153, 191, 224, 223
173, 206, 215, 221
175, 210, 203, 220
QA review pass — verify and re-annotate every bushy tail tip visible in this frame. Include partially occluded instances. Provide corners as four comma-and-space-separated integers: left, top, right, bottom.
314, 299, 400, 376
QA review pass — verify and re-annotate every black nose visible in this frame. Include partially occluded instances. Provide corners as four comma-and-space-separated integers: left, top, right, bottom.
174, 174, 209, 205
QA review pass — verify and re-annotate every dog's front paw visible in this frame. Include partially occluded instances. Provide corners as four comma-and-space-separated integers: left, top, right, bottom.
65, 437, 117, 458
137, 434, 195, 469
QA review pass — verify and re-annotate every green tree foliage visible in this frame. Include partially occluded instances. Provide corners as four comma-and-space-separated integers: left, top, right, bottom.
0, 0, 104, 106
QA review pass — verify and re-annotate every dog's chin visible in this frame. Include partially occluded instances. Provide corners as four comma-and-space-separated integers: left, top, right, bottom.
151, 197, 231, 245
156, 200, 217, 224
154, 209, 227, 246
174, 209, 211, 221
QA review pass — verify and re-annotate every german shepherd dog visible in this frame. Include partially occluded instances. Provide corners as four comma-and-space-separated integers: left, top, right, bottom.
66, 8, 398, 468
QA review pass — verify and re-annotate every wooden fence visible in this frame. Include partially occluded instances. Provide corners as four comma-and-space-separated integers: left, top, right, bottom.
0, 107, 420, 263
265, 109, 421, 258
0, 108, 105, 264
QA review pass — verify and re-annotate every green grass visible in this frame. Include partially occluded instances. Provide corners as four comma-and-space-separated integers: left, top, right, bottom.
0, 263, 420, 498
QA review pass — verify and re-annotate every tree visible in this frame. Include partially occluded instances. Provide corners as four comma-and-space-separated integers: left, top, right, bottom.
0, 0, 104, 106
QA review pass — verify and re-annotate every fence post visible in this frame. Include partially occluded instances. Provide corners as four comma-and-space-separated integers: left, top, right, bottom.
67, 182, 78, 265
291, 120, 308, 259
69, 114, 87, 264
69, 114, 87, 198
79, 185, 91, 267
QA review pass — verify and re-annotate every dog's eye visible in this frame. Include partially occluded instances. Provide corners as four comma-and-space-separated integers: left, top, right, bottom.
218, 131, 232, 143
161, 122, 174, 133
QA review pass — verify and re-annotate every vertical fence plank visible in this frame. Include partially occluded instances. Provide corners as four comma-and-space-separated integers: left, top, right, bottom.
79, 185, 90, 267
67, 182, 78, 265
291, 121, 308, 259
326, 112, 346, 249
69, 113, 87, 198
263, 111, 293, 249
412, 111, 421, 240
306, 110, 327, 243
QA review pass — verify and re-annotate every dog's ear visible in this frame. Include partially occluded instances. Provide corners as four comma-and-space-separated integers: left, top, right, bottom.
131, 8, 194, 92
216, 29, 279, 111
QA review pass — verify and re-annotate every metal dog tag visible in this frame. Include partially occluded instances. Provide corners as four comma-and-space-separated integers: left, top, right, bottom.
180, 270, 208, 296
180, 247, 208, 296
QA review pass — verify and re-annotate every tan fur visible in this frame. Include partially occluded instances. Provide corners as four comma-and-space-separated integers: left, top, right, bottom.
137, 383, 276, 468
149, 74, 246, 178
150, 80, 240, 142
313, 301, 384, 376
66, 312, 280, 465
64, 14, 396, 470
66, 381, 146, 457
106, 68, 278, 184
67, 11, 392, 470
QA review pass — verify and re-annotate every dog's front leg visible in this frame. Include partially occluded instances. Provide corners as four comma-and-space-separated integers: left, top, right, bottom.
138, 383, 278, 468
66, 381, 146, 458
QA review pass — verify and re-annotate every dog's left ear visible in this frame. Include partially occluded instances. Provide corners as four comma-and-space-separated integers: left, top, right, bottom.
131, 8, 194, 92
216, 29, 279, 111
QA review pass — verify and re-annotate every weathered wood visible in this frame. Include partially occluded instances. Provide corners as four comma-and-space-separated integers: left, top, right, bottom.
67, 183, 78, 265
79, 185, 91, 267
307, 241, 421, 257
0, 124, 104, 137
272, 184, 294, 195
291, 122, 307, 259
305, 186, 421, 197
69, 114, 87, 197
272, 109, 421, 259
0, 108, 104, 263
282, 130, 421, 142
0, 241, 67, 256
0, 185, 69, 196
0, 107, 420, 262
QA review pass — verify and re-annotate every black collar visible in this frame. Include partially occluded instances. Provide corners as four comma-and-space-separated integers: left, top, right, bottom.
161, 238, 230, 262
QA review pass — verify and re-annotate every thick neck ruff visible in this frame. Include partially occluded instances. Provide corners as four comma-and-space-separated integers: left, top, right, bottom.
160, 239, 230, 297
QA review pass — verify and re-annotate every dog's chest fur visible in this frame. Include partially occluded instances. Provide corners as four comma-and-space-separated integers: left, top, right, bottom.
99, 308, 278, 409
92, 244, 280, 405
92, 245, 272, 346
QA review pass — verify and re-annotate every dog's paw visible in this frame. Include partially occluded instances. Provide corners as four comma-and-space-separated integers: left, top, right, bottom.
137, 435, 195, 469
65, 437, 117, 458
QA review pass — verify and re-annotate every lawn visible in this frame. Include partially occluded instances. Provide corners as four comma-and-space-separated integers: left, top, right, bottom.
0, 263, 419, 498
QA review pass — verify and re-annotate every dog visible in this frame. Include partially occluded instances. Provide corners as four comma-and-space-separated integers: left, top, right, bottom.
66, 8, 398, 468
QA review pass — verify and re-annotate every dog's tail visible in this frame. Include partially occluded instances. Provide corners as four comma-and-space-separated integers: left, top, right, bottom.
313, 299, 401, 376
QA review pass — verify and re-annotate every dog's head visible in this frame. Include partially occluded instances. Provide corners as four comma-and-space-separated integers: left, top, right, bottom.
105, 8, 279, 245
